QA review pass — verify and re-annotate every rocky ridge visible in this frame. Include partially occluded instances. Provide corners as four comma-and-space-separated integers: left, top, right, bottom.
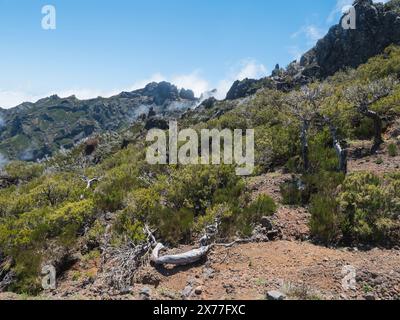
226, 0, 400, 100
0, 82, 196, 161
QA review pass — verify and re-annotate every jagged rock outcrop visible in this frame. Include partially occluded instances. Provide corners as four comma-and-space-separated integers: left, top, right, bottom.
226, 78, 270, 100
301, 0, 400, 78
179, 88, 196, 100
200, 97, 217, 109
225, 0, 400, 100
139, 82, 180, 105
144, 117, 169, 131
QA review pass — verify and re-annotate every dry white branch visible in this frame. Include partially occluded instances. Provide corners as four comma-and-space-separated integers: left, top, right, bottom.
151, 243, 210, 266
80, 176, 102, 189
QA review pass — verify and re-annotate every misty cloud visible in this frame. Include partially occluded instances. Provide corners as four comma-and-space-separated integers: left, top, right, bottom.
0, 153, 8, 169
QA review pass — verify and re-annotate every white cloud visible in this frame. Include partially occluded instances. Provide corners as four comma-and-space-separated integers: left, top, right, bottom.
327, 0, 354, 23
129, 73, 166, 91
0, 153, 8, 169
214, 59, 268, 100
287, 46, 303, 62
292, 24, 327, 44
171, 71, 210, 98
235, 60, 268, 80
327, 0, 390, 23
0, 59, 268, 107
56, 88, 121, 100
0, 89, 44, 109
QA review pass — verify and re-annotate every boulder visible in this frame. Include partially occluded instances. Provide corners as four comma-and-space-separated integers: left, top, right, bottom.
267, 290, 287, 301
145, 117, 169, 130
226, 79, 260, 100
142, 82, 180, 105
139, 287, 151, 300
200, 97, 217, 109
179, 88, 196, 100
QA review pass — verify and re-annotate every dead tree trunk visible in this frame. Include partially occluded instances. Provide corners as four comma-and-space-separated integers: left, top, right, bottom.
151, 243, 210, 266
300, 120, 310, 173
148, 221, 253, 267
359, 105, 383, 154
324, 117, 348, 174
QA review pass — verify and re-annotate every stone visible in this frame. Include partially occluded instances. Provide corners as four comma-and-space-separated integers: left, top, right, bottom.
200, 97, 217, 109
194, 286, 203, 295
364, 294, 376, 300
181, 285, 193, 299
226, 78, 261, 100
139, 287, 151, 300
203, 268, 215, 279
266, 290, 286, 301
145, 117, 169, 130
223, 284, 236, 295
267, 230, 280, 240
142, 81, 180, 105
179, 88, 196, 100
260, 216, 274, 230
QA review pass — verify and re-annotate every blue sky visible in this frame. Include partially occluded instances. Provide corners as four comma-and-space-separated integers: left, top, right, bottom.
0, 0, 387, 108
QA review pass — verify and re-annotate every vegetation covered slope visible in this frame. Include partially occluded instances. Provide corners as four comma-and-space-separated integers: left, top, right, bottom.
0, 44, 399, 294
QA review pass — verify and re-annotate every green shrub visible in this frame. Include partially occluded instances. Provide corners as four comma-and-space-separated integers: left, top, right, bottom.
353, 118, 375, 140
240, 195, 277, 236
308, 129, 341, 173
310, 194, 341, 244
4, 161, 44, 181
94, 163, 140, 212
280, 178, 309, 206
196, 195, 277, 238
306, 172, 345, 244
113, 210, 146, 244
153, 208, 194, 245
337, 172, 400, 244
388, 143, 398, 157
0, 199, 95, 293
245, 194, 276, 220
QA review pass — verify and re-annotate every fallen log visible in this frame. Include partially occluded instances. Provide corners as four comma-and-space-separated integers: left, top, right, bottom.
148, 220, 252, 267
151, 243, 210, 266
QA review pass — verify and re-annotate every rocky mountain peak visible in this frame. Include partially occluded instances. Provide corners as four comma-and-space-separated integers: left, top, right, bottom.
225, 0, 400, 100
135, 81, 195, 105
300, 0, 400, 78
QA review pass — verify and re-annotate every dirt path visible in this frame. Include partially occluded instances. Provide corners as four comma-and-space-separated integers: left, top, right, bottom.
347, 140, 400, 175
143, 241, 400, 301
3, 240, 397, 301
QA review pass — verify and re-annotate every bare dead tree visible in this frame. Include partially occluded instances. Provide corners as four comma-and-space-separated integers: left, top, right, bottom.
345, 77, 397, 154
97, 225, 155, 292
149, 219, 257, 267
149, 221, 218, 266
323, 116, 348, 174
284, 84, 329, 173
80, 175, 102, 190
